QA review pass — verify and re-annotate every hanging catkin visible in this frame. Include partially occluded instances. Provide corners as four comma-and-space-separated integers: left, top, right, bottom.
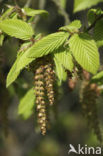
80, 81, 102, 143
44, 59, 55, 106
34, 61, 47, 135
33, 56, 57, 135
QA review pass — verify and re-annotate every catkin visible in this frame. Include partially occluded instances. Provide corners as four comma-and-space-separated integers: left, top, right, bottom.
33, 57, 56, 135
80, 81, 102, 143
44, 60, 55, 106
34, 62, 47, 135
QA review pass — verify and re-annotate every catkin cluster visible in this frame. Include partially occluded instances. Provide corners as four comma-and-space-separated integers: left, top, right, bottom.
44, 62, 54, 105
80, 81, 102, 143
33, 57, 55, 135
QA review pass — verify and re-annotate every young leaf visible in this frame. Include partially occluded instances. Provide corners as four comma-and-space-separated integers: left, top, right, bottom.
22, 8, 48, 17
94, 19, 103, 47
54, 57, 67, 82
18, 88, 35, 119
59, 20, 81, 33
16, 32, 69, 72
87, 9, 96, 25
54, 49, 74, 71
92, 71, 103, 80
74, 0, 103, 13
87, 9, 103, 25
6, 56, 21, 88
28, 32, 69, 57
69, 33, 100, 74
0, 7, 14, 20
0, 34, 4, 46
6, 54, 35, 88
0, 19, 34, 40
18, 42, 32, 53
91, 71, 103, 85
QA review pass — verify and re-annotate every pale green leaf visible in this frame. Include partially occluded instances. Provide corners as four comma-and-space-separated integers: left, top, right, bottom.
0, 19, 34, 40
54, 49, 74, 71
7, 43, 36, 88
18, 34, 42, 53
0, 34, 4, 46
74, 0, 103, 13
27, 32, 69, 58
91, 71, 103, 85
94, 20, 103, 47
10, 12, 18, 19
54, 57, 67, 82
22, 8, 48, 17
69, 33, 100, 74
92, 71, 103, 80
6, 45, 32, 87
18, 88, 35, 119
59, 20, 81, 32
18, 42, 32, 53
16, 32, 69, 72
6, 56, 21, 88
0, 7, 14, 20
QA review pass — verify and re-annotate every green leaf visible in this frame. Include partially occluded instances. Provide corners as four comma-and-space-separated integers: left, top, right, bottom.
87, 9, 103, 25
59, 20, 81, 32
7, 56, 35, 88
0, 6, 14, 20
28, 32, 69, 58
7, 42, 36, 87
69, 33, 100, 74
54, 57, 67, 82
10, 12, 18, 19
18, 88, 35, 119
54, 49, 74, 71
91, 71, 103, 85
94, 19, 103, 47
87, 9, 96, 25
18, 34, 42, 53
74, 0, 103, 13
0, 34, 4, 46
92, 71, 103, 80
6, 56, 21, 88
0, 19, 34, 40
18, 42, 32, 53
17, 32, 69, 72
23, 8, 48, 17
6, 42, 32, 87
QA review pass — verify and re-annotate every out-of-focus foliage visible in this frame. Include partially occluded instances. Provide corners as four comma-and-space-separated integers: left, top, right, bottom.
60, 0, 66, 9
74, 0, 103, 12
18, 87, 35, 119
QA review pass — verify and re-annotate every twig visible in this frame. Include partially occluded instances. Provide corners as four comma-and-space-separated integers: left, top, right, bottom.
87, 14, 103, 31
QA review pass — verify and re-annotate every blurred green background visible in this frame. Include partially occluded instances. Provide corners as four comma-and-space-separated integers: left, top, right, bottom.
0, 0, 103, 156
